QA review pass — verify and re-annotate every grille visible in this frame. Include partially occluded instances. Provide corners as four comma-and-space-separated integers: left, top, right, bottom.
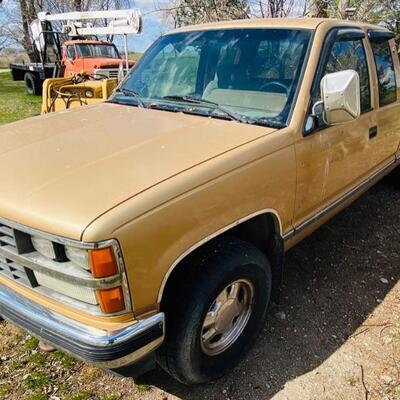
94, 68, 119, 79
0, 224, 38, 288
0, 224, 16, 249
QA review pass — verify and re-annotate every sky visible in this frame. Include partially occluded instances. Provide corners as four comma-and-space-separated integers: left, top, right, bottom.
128, 0, 172, 52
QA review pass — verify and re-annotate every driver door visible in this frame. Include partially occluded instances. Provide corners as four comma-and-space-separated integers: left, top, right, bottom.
294, 28, 376, 228
63, 45, 77, 77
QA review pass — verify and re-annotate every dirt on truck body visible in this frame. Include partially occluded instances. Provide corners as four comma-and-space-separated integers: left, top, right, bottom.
0, 17, 399, 386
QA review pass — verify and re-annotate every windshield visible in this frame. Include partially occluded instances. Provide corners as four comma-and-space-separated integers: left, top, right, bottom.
76, 43, 120, 59
112, 28, 312, 127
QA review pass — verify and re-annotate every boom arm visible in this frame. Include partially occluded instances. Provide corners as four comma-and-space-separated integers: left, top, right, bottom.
36, 9, 142, 36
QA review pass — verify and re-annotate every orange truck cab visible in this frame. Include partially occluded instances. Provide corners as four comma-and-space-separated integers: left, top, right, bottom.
62, 39, 135, 79
10, 39, 135, 95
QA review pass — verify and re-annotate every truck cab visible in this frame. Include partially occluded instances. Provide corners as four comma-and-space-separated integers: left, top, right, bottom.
62, 40, 135, 79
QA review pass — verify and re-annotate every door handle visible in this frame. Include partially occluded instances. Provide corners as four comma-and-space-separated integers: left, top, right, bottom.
369, 126, 378, 139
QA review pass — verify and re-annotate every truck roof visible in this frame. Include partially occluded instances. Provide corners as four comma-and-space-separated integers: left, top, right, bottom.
63, 39, 115, 46
167, 17, 388, 34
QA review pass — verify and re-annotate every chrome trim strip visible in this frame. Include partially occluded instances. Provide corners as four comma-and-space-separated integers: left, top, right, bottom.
0, 283, 164, 369
288, 158, 398, 240
0, 246, 121, 289
157, 208, 283, 304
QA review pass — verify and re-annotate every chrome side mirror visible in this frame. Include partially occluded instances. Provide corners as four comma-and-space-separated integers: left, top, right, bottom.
314, 69, 361, 125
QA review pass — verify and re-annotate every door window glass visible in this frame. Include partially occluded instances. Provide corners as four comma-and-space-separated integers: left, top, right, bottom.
66, 46, 75, 60
324, 39, 371, 113
370, 40, 397, 106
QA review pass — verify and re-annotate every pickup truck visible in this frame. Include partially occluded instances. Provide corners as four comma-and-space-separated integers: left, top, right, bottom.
0, 18, 399, 385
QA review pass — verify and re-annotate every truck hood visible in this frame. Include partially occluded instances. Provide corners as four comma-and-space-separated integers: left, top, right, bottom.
87, 59, 135, 69
0, 103, 275, 240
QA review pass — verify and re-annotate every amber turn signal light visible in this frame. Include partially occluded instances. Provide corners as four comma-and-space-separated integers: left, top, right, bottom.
89, 247, 118, 278
97, 287, 125, 314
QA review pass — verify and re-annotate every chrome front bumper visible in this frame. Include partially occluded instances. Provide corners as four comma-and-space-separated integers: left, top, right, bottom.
0, 283, 164, 369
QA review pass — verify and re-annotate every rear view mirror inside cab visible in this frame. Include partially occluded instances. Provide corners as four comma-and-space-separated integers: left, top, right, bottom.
314, 69, 361, 126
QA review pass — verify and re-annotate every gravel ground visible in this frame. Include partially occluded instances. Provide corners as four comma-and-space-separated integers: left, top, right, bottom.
1, 176, 399, 400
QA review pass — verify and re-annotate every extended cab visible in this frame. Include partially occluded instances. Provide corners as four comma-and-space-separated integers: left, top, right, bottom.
0, 18, 399, 384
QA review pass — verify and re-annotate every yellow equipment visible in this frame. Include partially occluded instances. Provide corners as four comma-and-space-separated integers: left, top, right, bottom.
41, 76, 118, 114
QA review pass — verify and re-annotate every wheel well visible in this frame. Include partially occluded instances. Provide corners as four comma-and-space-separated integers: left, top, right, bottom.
160, 212, 285, 312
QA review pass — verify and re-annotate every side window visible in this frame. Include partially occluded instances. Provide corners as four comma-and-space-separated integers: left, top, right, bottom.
67, 46, 75, 60
370, 40, 397, 106
325, 39, 371, 113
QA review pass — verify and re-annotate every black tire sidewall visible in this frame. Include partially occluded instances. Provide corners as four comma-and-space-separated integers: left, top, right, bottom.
168, 240, 272, 383
24, 73, 40, 95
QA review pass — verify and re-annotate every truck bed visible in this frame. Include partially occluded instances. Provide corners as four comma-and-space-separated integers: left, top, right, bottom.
10, 63, 57, 81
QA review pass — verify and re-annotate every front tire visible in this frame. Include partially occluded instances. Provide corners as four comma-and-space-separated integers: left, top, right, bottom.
158, 237, 272, 384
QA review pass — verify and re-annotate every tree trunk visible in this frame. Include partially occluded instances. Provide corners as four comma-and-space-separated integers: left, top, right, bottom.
19, 0, 37, 61
73, 0, 82, 11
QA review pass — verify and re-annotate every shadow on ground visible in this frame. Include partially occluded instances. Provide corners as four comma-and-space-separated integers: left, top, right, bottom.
141, 179, 400, 400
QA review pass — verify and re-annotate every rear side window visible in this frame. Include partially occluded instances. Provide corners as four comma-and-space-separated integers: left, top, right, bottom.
325, 39, 371, 113
370, 40, 397, 106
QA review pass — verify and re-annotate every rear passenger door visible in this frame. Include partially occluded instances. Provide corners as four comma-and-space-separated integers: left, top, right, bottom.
368, 31, 400, 168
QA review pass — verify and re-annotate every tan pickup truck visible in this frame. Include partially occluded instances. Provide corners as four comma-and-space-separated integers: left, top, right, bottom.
0, 18, 399, 385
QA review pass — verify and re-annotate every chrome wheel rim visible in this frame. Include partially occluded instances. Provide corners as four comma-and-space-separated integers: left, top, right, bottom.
200, 279, 255, 356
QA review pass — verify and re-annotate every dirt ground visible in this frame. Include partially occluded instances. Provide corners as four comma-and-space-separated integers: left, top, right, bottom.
1, 177, 399, 400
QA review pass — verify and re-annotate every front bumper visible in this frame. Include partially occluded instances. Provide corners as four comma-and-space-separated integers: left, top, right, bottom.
0, 283, 164, 369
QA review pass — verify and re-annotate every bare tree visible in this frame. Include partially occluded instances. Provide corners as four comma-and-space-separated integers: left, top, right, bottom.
250, 0, 296, 17
161, 0, 249, 27
307, 0, 328, 17
19, 0, 38, 60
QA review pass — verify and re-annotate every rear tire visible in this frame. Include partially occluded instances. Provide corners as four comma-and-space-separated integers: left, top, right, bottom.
24, 72, 41, 95
158, 237, 272, 384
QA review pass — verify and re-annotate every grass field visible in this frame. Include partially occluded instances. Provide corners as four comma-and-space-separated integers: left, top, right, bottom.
0, 70, 42, 125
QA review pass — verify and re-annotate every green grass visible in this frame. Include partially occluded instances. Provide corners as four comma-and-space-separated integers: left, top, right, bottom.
66, 390, 91, 400
128, 52, 142, 62
51, 350, 76, 370
0, 383, 11, 396
29, 351, 47, 366
0, 70, 41, 125
22, 371, 50, 390
27, 393, 47, 400
24, 337, 39, 350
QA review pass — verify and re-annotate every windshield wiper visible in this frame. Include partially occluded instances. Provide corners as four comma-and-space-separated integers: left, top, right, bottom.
250, 117, 286, 129
115, 88, 145, 108
162, 95, 247, 123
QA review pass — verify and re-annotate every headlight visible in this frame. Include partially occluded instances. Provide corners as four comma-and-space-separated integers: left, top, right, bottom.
85, 90, 94, 98
31, 236, 56, 259
35, 272, 98, 305
65, 245, 89, 270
